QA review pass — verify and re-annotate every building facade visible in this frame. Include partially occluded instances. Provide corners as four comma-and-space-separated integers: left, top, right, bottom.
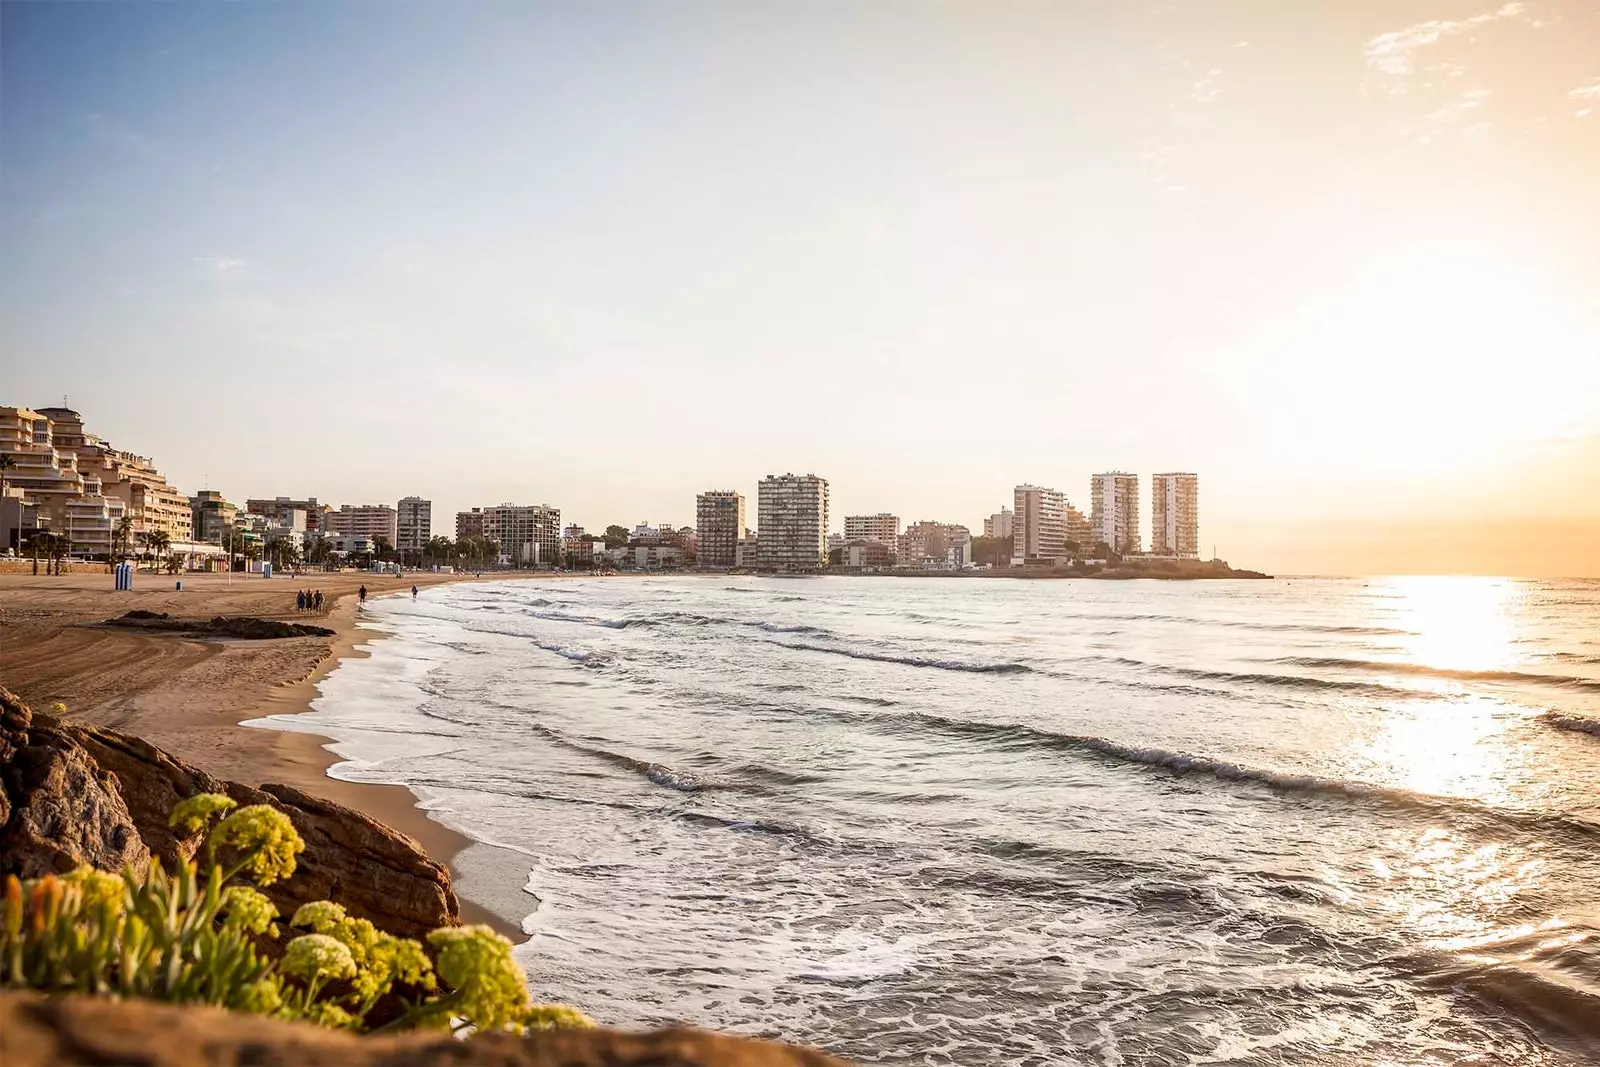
247, 498, 327, 532
455, 508, 485, 542
983, 507, 1013, 541
696, 490, 745, 569
843, 513, 900, 550
189, 490, 238, 543
1151, 473, 1200, 559
482, 504, 561, 566
1065, 505, 1092, 557
397, 497, 432, 558
899, 521, 974, 570
1090, 473, 1141, 555
756, 474, 829, 572
325, 504, 398, 545
842, 540, 893, 569
1012, 484, 1066, 566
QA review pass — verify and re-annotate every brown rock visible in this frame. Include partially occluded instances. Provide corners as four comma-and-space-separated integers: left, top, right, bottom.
0, 686, 457, 938
0, 991, 852, 1067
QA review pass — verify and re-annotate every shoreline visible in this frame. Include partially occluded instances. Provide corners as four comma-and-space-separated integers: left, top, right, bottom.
0, 569, 524, 937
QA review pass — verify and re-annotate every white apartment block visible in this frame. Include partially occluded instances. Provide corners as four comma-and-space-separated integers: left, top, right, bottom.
1011, 484, 1066, 565
1090, 473, 1141, 555
326, 504, 399, 545
843, 513, 900, 550
482, 503, 561, 566
757, 474, 829, 572
396, 496, 432, 556
983, 507, 1013, 540
1151, 473, 1200, 559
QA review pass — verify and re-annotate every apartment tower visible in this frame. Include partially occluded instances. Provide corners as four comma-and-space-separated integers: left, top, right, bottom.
1151, 473, 1200, 559
1011, 485, 1066, 566
325, 504, 399, 545
482, 504, 561, 566
695, 490, 746, 569
397, 497, 432, 558
983, 507, 1013, 540
1090, 473, 1141, 555
756, 474, 829, 572
843, 513, 900, 560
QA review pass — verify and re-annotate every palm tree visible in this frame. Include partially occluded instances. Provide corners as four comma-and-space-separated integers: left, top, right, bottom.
148, 529, 171, 574
0, 453, 15, 498
113, 516, 134, 561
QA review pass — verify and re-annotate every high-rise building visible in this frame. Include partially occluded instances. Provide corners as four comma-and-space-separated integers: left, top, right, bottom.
696, 490, 745, 570
983, 507, 1013, 540
397, 497, 432, 557
1090, 472, 1141, 555
1011, 484, 1066, 566
326, 504, 399, 545
455, 508, 485, 542
1151, 473, 1200, 559
482, 504, 560, 566
247, 497, 327, 532
843, 513, 900, 554
756, 474, 829, 572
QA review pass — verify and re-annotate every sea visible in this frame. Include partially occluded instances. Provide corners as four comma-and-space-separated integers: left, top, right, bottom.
254, 575, 1600, 1066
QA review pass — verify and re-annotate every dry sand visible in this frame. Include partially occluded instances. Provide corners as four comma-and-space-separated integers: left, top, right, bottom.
0, 567, 521, 933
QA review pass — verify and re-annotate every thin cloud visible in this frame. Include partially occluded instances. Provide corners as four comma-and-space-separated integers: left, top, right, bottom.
194, 256, 248, 278
1364, 2, 1526, 77
1570, 82, 1600, 99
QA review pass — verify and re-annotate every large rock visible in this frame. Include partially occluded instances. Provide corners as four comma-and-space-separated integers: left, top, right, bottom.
0, 687, 456, 938
0, 991, 851, 1066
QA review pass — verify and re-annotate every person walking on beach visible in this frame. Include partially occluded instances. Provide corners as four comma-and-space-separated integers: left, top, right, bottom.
314, 589, 323, 612
296, 590, 306, 613
411, 584, 418, 600
358, 584, 367, 607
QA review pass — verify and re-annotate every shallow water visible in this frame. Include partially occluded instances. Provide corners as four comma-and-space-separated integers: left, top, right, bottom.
261, 575, 1600, 1065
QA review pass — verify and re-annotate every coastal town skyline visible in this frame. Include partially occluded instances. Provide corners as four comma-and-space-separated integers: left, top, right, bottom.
5, 4, 1599, 577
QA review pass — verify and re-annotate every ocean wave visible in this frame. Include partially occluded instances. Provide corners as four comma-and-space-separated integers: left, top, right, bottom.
1271, 656, 1600, 693
878, 710, 1600, 841
532, 641, 609, 666
772, 641, 1032, 674
1544, 712, 1600, 738
523, 722, 720, 792
1080, 656, 1438, 699
1062, 611, 1415, 636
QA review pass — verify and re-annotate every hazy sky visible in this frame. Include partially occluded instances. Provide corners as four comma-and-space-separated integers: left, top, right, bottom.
4, 2, 1597, 574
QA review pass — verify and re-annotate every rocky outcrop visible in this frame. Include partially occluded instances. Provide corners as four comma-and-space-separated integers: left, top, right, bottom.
0, 991, 851, 1066
104, 611, 338, 639
0, 687, 456, 938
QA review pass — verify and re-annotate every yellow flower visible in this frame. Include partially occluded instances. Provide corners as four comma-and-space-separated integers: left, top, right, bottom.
220, 886, 279, 936
426, 925, 529, 1032
281, 934, 356, 984
61, 867, 127, 913
233, 977, 285, 1015
49, 702, 68, 714
290, 900, 347, 932
374, 934, 435, 990
303, 1001, 356, 1029
211, 805, 304, 885
522, 1003, 595, 1031
168, 793, 238, 836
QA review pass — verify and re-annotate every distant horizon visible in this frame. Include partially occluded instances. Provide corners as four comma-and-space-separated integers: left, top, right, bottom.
4, 2, 1596, 576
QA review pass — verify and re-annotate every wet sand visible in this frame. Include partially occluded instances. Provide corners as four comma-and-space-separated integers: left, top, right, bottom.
0, 568, 521, 934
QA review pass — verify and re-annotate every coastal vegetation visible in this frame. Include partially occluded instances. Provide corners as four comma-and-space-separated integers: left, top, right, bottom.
1, 793, 591, 1036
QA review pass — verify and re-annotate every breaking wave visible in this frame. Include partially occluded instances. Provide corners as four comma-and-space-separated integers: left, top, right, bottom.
771, 641, 1032, 674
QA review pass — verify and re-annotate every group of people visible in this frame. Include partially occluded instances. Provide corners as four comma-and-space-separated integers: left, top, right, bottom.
295, 589, 326, 613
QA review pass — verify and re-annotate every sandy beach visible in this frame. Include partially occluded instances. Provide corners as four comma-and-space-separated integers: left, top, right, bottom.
0, 567, 516, 932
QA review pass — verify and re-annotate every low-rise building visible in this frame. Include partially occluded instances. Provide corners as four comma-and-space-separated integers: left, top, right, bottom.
842, 540, 893, 569
607, 544, 684, 570
899, 521, 974, 570
735, 534, 760, 570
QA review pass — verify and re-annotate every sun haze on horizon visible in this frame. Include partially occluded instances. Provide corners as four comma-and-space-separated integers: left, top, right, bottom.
2, 1, 1597, 576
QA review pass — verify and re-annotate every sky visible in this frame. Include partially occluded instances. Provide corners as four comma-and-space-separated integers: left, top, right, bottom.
3, 2, 1598, 575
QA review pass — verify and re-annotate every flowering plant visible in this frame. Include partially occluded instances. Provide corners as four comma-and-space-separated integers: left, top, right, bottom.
1, 793, 592, 1036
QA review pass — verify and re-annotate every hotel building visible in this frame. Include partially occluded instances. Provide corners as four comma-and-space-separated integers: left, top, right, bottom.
756, 474, 829, 572
1090, 472, 1141, 556
1151, 473, 1200, 559
696, 490, 745, 569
